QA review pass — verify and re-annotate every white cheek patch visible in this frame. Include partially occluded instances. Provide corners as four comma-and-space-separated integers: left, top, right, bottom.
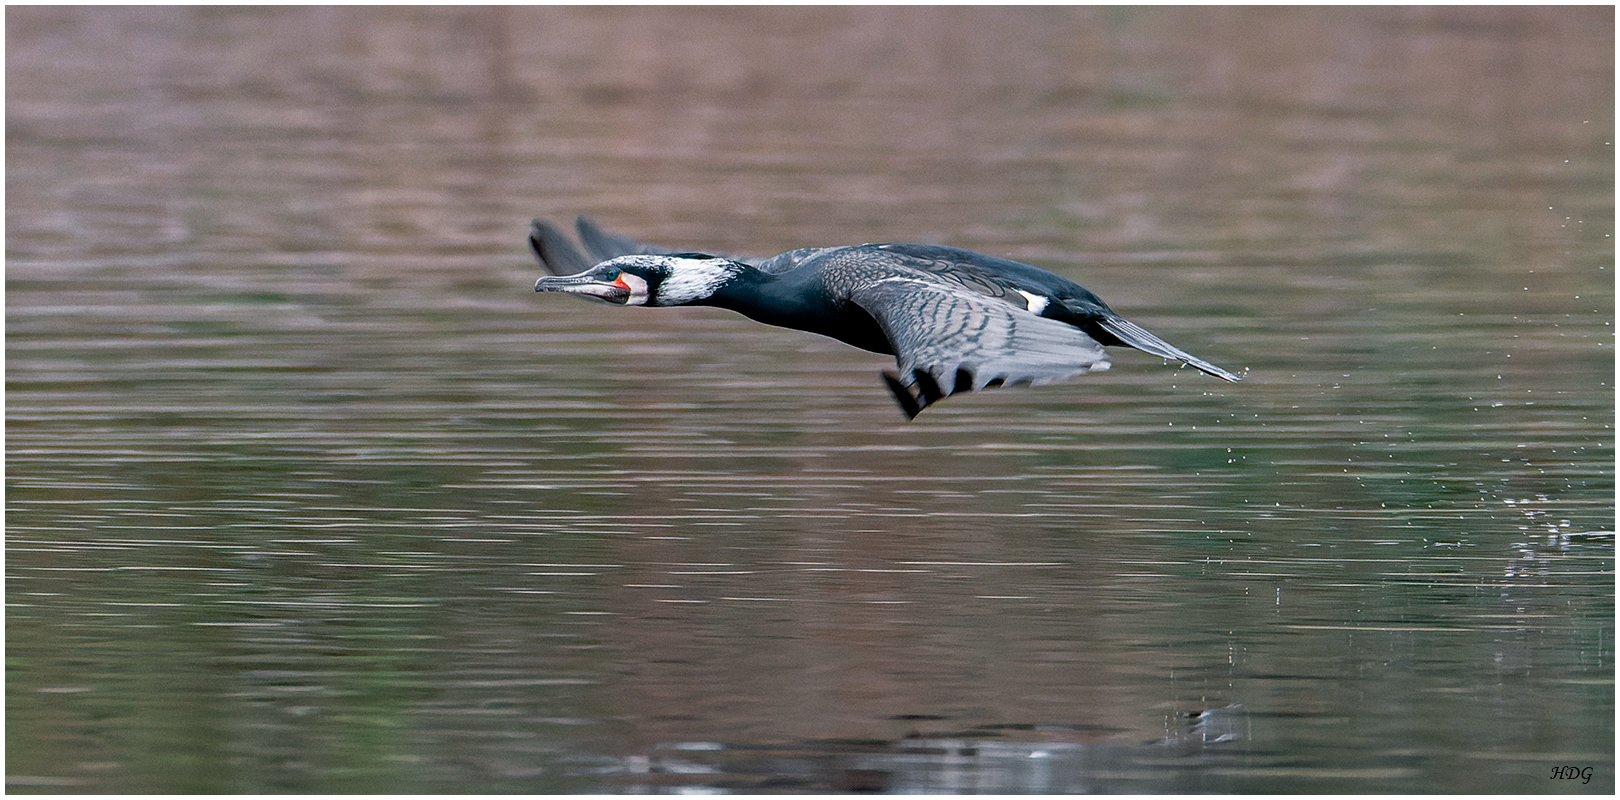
655, 258, 736, 305
1016, 289, 1051, 315
619, 273, 650, 305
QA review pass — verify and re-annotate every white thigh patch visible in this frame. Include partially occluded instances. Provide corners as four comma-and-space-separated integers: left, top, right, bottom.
1015, 289, 1051, 315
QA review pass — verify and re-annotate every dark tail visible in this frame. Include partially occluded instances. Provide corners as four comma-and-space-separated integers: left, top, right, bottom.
1095, 315, 1241, 382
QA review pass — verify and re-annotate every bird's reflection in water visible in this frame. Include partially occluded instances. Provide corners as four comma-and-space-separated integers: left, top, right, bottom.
599, 705, 1247, 793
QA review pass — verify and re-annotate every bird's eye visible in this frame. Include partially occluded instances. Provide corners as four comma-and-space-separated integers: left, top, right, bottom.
600, 267, 621, 281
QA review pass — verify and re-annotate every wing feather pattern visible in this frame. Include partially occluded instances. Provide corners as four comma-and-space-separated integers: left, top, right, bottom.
850, 277, 1110, 419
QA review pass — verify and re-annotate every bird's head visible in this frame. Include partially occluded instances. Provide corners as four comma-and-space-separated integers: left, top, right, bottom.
534, 253, 745, 307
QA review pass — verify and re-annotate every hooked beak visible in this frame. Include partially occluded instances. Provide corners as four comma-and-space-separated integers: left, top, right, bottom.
534, 272, 631, 304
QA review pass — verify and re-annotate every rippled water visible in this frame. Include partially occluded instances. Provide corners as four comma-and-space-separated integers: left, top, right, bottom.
7, 6, 1613, 794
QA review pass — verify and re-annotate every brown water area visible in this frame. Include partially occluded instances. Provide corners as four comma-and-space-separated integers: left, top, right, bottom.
7, 6, 1613, 793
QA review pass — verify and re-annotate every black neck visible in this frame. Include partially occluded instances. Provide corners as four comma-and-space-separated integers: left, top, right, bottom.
700, 265, 892, 355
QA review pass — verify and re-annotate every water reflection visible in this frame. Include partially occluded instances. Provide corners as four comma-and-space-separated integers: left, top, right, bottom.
8, 5, 1613, 795
605, 708, 1248, 794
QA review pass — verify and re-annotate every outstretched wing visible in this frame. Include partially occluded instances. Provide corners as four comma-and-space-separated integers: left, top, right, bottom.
529, 217, 678, 276
575, 216, 679, 263
849, 277, 1111, 419
529, 216, 764, 275
751, 247, 844, 276
529, 219, 595, 275
871, 244, 1241, 384
869, 243, 1076, 300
